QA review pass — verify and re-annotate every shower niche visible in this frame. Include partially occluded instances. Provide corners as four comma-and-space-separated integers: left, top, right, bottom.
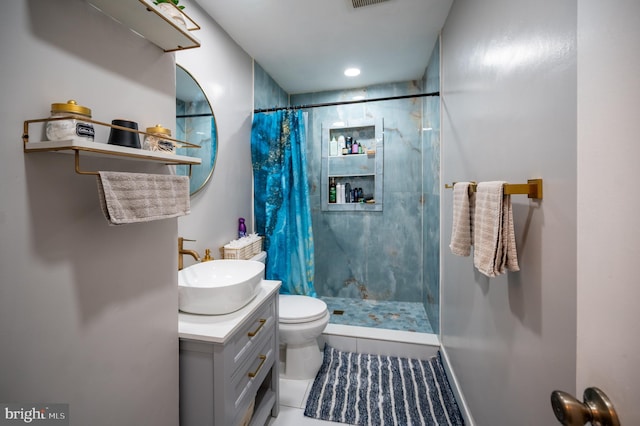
321, 118, 383, 211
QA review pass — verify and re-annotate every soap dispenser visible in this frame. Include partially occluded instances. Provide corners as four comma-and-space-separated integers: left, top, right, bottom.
202, 249, 214, 262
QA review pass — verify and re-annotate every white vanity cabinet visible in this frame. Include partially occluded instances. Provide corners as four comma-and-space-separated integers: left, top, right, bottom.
178, 281, 280, 426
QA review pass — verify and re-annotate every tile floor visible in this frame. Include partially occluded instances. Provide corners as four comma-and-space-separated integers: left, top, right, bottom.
321, 296, 433, 333
268, 377, 341, 425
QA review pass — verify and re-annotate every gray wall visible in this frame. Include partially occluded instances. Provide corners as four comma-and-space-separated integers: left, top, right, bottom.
0, 1, 178, 424
176, 0, 254, 263
0, 0, 253, 424
440, 0, 577, 424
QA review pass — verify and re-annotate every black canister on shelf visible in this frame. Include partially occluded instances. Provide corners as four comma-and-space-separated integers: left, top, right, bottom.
108, 119, 141, 149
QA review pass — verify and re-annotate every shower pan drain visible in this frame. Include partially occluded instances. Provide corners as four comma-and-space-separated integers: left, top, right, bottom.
351, 0, 389, 9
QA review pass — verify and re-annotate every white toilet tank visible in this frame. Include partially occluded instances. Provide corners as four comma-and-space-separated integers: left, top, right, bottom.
249, 251, 267, 279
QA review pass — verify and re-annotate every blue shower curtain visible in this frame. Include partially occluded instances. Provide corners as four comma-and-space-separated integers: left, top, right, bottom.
251, 109, 316, 296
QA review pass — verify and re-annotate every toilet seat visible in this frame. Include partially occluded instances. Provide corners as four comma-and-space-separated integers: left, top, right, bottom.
279, 295, 328, 324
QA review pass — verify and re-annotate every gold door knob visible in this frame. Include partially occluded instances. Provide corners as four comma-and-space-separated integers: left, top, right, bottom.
550, 387, 620, 426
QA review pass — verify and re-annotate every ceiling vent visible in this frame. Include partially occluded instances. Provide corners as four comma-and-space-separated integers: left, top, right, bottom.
352, 0, 389, 8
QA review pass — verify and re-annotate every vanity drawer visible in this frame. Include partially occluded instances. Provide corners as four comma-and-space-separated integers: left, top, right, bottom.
226, 296, 275, 372
229, 331, 275, 425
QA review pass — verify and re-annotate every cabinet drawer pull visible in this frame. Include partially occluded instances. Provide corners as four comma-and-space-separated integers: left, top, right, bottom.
247, 319, 267, 337
248, 355, 267, 378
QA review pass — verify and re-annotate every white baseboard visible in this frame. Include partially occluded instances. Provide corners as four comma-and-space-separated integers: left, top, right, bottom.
440, 346, 476, 426
324, 323, 440, 345
320, 324, 440, 360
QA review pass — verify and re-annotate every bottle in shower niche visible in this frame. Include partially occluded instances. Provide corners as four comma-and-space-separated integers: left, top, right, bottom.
336, 182, 343, 204
351, 139, 359, 154
329, 136, 338, 156
329, 177, 337, 203
238, 218, 247, 238
339, 135, 348, 155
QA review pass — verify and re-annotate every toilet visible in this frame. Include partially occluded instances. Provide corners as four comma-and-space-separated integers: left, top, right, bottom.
249, 251, 330, 380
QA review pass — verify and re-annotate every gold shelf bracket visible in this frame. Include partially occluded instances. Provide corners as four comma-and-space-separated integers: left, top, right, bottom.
74, 150, 99, 176
74, 152, 193, 177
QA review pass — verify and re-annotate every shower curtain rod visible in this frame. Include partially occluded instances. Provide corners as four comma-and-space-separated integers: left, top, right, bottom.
253, 91, 440, 113
177, 113, 214, 118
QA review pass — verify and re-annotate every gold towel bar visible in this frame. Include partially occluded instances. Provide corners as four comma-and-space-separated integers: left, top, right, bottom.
74, 151, 193, 177
445, 178, 543, 200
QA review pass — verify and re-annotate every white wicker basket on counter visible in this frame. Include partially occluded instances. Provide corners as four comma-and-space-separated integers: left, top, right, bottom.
223, 236, 263, 260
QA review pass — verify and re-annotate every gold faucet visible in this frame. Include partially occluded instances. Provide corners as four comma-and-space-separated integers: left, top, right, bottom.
178, 237, 201, 270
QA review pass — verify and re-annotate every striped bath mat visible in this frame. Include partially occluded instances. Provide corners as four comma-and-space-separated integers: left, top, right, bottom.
304, 345, 464, 426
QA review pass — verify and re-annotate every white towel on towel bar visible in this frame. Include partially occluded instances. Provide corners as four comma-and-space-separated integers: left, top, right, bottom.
473, 181, 520, 277
97, 171, 190, 225
450, 182, 475, 256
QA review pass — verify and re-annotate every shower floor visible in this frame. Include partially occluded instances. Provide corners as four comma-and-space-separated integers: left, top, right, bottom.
320, 296, 433, 333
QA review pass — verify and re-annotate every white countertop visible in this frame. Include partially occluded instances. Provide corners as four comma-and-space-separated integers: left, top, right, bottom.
178, 280, 280, 344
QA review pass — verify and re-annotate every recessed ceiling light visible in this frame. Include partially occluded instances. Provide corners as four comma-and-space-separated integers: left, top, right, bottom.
344, 68, 361, 77
352, 95, 365, 101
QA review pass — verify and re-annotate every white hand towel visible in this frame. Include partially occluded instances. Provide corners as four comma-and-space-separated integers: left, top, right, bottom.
449, 182, 475, 256
473, 181, 520, 277
97, 171, 190, 225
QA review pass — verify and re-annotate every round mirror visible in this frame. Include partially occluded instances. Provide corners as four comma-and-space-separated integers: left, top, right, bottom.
176, 65, 218, 195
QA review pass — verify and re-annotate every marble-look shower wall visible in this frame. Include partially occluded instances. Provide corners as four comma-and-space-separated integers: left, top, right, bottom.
422, 41, 441, 333
254, 62, 289, 110
292, 82, 428, 304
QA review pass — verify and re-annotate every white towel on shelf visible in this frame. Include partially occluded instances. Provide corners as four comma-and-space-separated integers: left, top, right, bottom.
449, 182, 475, 256
473, 181, 520, 277
97, 171, 190, 225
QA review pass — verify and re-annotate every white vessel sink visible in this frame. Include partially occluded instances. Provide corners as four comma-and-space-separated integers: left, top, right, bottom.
178, 260, 264, 315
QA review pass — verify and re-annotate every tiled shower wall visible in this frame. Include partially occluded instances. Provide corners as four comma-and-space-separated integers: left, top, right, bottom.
293, 84, 424, 305
254, 62, 289, 110
253, 43, 440, 333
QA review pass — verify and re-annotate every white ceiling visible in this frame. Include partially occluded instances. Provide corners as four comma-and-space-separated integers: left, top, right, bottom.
193, 0, 453, 95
